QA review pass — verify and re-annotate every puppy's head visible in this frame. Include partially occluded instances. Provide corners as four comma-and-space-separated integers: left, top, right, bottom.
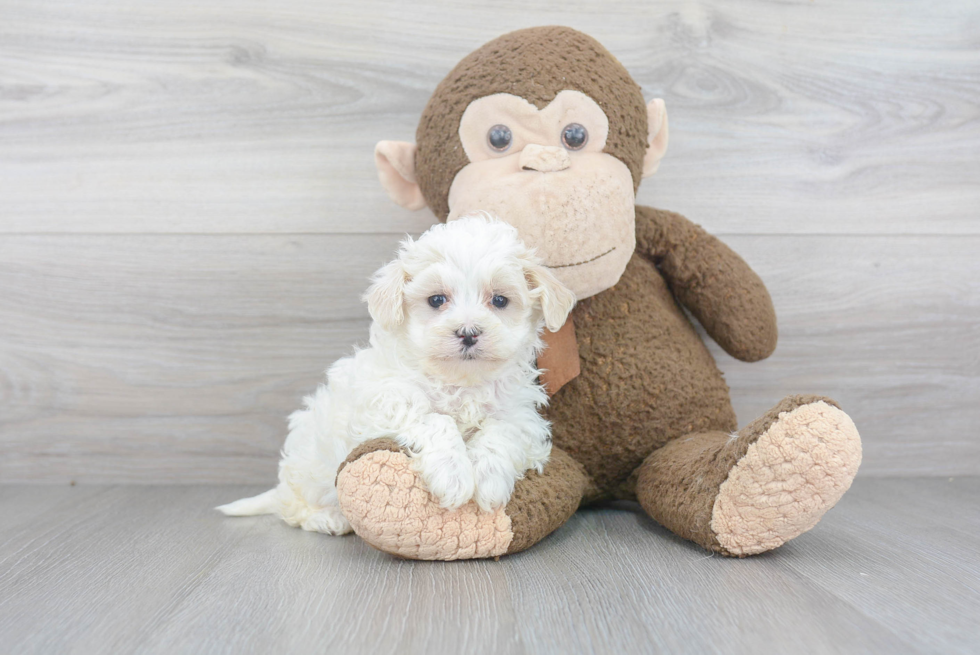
364, 212, 576, 385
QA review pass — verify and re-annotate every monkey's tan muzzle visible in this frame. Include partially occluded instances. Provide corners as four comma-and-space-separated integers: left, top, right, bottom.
520, 144, 570, 173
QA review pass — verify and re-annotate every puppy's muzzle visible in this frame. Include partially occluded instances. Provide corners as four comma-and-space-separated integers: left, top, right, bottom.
455, 327, 482, 349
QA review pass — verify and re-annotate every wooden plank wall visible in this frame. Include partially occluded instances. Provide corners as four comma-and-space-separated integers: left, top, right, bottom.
1, 0, 978, 483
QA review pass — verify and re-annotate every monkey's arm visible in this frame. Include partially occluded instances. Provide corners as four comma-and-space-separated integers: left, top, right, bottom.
634, 205, 777, 362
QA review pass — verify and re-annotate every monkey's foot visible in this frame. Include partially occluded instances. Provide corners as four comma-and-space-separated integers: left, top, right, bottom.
711, 397, 862, 555
638, 395, 862, 557
336, 439, 587, 560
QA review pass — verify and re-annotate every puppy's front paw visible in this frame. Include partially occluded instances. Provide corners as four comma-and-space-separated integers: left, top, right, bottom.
470, 451, 519, 512
416, 450, 475, 510
473, 471, 515, 513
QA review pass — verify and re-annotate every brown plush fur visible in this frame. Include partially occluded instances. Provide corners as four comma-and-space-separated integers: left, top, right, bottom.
339, 27, 857, 558
538, 205, 776, 498
545, 246, 738, 500
635, 206, 778, 362
504, 447, 589, 555
415, 26, 649, 220
336, 209, 784, 553
634, 395, 840, 555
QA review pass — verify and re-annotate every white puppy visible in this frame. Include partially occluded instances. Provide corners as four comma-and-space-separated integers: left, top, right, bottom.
217, 213, 576, 534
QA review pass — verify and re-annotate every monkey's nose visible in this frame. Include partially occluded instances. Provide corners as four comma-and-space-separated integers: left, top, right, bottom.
455, 327, 482, 348
520, 144, 570, 173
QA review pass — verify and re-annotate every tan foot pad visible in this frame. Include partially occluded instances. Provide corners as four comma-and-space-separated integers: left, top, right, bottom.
336, 449, 514, 560
711, 401, 862, 556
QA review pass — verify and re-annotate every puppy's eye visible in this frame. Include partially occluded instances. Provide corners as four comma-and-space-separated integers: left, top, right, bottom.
487, 124, 512, 152
428, 295, 447, 308
491, 295, 508, 309
561, 123, 588, 150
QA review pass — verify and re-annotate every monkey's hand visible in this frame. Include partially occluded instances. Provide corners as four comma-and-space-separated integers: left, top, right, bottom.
634, 205, 778, 362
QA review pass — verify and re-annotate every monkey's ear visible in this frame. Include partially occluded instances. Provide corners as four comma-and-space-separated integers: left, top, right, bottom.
642, 99, 670, 178
375, 141, 427, 211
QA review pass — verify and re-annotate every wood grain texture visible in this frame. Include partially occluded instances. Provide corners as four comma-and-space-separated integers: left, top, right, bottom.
1, 234, 978, 482
0, 0, 977, 235
1, 0, 978, 482
1, 478, 978, 654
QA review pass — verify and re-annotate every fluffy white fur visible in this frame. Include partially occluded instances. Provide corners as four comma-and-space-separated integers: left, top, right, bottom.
217, 213, 576, 535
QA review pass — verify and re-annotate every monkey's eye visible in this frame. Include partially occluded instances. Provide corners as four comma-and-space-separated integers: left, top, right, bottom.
561, 123, 588, 150
428, 294, 447, 308
491, 295, 508, 309
487, 125, 512, 152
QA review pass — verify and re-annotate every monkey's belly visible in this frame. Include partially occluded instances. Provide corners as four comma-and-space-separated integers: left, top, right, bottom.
543, 253, 737, 499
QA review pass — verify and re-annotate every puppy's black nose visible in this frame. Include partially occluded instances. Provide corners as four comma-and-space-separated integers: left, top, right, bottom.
456, 328, 481, 348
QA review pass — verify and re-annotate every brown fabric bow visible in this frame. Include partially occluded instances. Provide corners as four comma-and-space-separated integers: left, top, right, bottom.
538, 318, 580, 397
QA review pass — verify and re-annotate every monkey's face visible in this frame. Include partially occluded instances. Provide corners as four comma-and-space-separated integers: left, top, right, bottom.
376, 90, 667, 301
374, 27, 669, 302
444, 91, 635, 300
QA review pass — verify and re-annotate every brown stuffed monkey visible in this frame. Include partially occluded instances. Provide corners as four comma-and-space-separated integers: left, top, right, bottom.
335, 26, 862, 559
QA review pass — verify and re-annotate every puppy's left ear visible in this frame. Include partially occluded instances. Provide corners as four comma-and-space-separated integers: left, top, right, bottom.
363, 259, 408, 332
526, 264, 577, 332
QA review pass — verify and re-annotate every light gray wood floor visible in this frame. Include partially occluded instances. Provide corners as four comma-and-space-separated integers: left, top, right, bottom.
3, 3, 977, 652
3, 0, 979, 483
1, 477, 977, 655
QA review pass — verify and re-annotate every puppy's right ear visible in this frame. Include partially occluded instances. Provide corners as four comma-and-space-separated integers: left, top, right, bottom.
363, 259, 407, 332
375, 141, 427, 211
525, 263, 577, 333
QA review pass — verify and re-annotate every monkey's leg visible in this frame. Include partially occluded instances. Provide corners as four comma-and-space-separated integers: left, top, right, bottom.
635, 395, 862, 557
335, 439, 588, 560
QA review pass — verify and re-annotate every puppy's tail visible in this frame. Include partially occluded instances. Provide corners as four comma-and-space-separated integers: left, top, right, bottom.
216, 488, 278, 516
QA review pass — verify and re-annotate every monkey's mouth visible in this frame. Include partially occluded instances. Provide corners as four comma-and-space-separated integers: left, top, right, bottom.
545, 246, 616, 269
